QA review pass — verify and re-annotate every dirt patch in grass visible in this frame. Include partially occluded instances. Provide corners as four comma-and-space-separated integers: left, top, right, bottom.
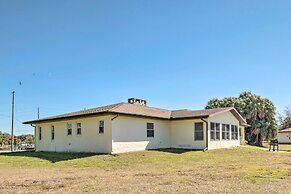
0, 147, 290, 193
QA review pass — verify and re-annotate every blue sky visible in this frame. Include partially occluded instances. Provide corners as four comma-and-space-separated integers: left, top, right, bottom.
0, 1, 290, 134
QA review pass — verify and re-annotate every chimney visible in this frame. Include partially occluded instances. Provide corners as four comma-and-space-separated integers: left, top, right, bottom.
128, 98, 147, 106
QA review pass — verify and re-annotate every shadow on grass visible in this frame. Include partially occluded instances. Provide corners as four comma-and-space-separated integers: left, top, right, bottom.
154, 148, 202, 154
0, 151, 103, 163
279, 150, 291, 152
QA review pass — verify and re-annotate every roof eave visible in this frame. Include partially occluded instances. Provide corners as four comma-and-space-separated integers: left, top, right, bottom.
23, 111, 171, 124
240, 123, 251, 127
170, 115, 209, 120
23, 112, 112, 125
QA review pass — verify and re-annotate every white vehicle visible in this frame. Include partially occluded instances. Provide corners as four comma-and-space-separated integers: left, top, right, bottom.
19, 143, 35, 150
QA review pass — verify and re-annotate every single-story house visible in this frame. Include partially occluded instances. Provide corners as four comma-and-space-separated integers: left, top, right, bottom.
23, 98, 248, 153
278, 128, 291, 143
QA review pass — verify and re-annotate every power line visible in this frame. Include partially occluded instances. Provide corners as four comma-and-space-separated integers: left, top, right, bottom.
0, 115, 25, 124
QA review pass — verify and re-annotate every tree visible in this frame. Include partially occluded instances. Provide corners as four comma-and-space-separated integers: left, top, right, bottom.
206, 92, 277, 146
278, 106, 291, 130
1, 133, 10, 145
17, 134, 35, 144
0, 131, 3, 146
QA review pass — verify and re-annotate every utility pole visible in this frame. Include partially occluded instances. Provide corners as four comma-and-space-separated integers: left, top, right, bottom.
37, 107, 40, 119
11, 91, 15, 152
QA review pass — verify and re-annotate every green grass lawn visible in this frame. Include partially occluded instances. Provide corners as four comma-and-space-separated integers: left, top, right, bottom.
0, 147, 290, 193
278, 144, 291, 151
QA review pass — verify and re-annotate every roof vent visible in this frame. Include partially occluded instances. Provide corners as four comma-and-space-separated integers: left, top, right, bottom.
128, 98, 147, 106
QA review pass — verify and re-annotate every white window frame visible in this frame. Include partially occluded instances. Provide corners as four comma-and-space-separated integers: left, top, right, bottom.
226, 124, 230, 140
222, 124, 226, 140
222, 124, 230, 140
67, 123, 72, 136
77, 123, 82, 135
99, 121, 104, 134
194, 122, 204, 141
231, 125, 239, 140
147, 123, 154, 138
210, 122, 220, 141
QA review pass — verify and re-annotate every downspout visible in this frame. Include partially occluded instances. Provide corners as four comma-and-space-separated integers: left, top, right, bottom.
201, 118, 208, 152
111, 114, 119, 121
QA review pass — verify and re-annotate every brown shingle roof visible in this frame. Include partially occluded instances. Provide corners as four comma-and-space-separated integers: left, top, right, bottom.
110, 103, 172, 119
278, 128, 291, 133
23, 103, 247, 126
23, 103, 124, 124
171, 107, 233, 119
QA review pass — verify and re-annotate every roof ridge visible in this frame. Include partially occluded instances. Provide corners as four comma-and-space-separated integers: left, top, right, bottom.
206, 107, 234, 110
172, 109, 190, 112
69, 102, 124, 113
123, 103, 172, 112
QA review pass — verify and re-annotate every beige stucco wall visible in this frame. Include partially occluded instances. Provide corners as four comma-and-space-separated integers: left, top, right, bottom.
33, 110, 243, 153
111, 116, 171, 153
278, 133, 291, 143
208, 111, 240, 150
35, 115, 112, 153
170, 119, 207, 150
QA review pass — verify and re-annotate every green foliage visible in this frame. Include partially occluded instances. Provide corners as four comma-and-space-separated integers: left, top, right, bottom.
206, 92, 277, 146
0, 132, 11, 145
0, 132, 34, 146
278, 106, 291, 130
18, 134, 35, 144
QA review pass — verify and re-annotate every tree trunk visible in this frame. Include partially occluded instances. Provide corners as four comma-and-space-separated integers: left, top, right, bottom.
255, 132, 263, 147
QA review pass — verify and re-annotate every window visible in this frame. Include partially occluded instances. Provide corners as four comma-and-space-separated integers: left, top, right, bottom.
147, 123, 154, 138
67, 124, 72, 135
51, 126, 55, 140
210, 123, 215, 140
39, 127, 42, 140
226, 124, 230, 140
222, 124, 230, 140
210, 122, 220, 140
99, 121, 104, 134
231, 125, 235, 140
222, 124, 226, 140
194, 122, 204, 140
77, 123, 82, 135
231, 125, 238, 140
